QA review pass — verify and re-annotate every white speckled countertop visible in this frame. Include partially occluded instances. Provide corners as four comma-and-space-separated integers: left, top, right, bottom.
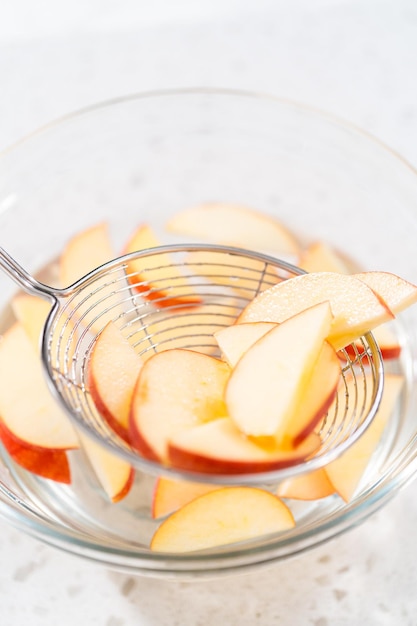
1, 1, 417, 624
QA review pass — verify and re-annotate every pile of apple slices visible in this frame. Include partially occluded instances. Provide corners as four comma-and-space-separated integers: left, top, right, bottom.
0, 202, 416, 555
97, 268, 414, 480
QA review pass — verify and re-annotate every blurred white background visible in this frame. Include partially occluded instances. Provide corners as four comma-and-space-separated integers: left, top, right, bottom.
1, 1, 417, 625
1, 0, 417, 165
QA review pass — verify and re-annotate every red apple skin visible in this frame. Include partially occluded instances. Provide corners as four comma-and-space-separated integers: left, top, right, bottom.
89, 377, 130, 443
0, 418, 71, 483
343, 341, 401, 361
111, 468, 135, 503
292, 349, 341, 447
167, 427, 321, 475
128, 418, 161, 463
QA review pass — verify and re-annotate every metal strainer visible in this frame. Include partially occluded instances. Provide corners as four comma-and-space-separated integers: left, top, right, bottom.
0, 243, 384, 482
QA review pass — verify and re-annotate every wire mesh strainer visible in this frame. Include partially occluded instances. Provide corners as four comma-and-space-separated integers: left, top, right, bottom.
0, 243, 384, 483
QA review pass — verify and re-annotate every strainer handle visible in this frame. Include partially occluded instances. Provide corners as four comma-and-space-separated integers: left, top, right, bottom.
0, 246, 57, 301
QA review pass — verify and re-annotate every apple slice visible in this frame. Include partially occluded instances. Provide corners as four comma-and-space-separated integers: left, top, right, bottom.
276, 468, 335, 500
168, 417, 321, 474
216, 320, 340, 445
78, 432, 135, 503
129, 349, 231, 462
60, 221, 115, 287
89, 321, 143, 441
11, 294, 52, 349
215, 322, 277, 367
166, 202, 300, 256
0, 324, 79, 450
297, 241, 351, 274
325, 374, 404, 502
0, 419, 71, 483
123, 224, 200, 307
354, 271, 417, 315
290, 341, 341, 446
345, 323, 402, 361
59, 221, 124, 334
150, 486, 295, 553
12, 294, 135, 500
151, 476, 218, 519
226, 302, 334, 439
0, 323, 78, 481
237, 271, 394, 350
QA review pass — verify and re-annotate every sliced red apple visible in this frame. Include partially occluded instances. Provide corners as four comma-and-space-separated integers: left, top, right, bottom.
276, 468, 335, 500
0, 323, 78, 481
325, 373, 404, 502
59, 221, 115, 287
88, 321, 143, 441
150, 486, 295, 553
123, 224, 200, 307
0, 323, 79, 450
151, 476, 218, 519
216, 319, 340, 445
297, 241, 352, 274
12, 293, 135, 500
166, 202, 300, 256
129, 349, 231, 462
290, 341, 341, 446
59, 221, 124, 333
168, 417, 321, 474
11, 294, 51, 349
354, 271, 417, 315
237, 271, 394, 350
226, 301, 334, 439
0, 418, 71, 483
345, 323, 402, 361
78, 432, 135, 503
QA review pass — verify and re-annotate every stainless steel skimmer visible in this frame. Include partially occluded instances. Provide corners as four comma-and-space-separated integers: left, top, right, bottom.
0, 243, 384, 483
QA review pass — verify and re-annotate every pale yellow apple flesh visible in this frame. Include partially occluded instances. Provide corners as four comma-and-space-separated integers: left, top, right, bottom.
290, 341, 341, 446
151, 476, 218, 519
129, 349, 231, 462
150, 486, 295, 553
215, 321, 277, 367
78, 432, 135, 503
0, 323, 79, 450
165, 202, 300, 256
237, 271, 394, 351
59, 221, 115, 287
297, 240, 353, 274
325, 374, 404, 502
89, 321, 143, 441
226, 301, 334, 438
11, 294, 51, 349
168, 417, 321, 474
276, 468, 335, 500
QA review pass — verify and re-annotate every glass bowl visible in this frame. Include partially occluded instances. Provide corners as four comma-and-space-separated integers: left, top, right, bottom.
1, 88, 417, 578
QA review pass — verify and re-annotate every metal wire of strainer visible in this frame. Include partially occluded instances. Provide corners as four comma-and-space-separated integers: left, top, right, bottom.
0, 243, 384, 483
